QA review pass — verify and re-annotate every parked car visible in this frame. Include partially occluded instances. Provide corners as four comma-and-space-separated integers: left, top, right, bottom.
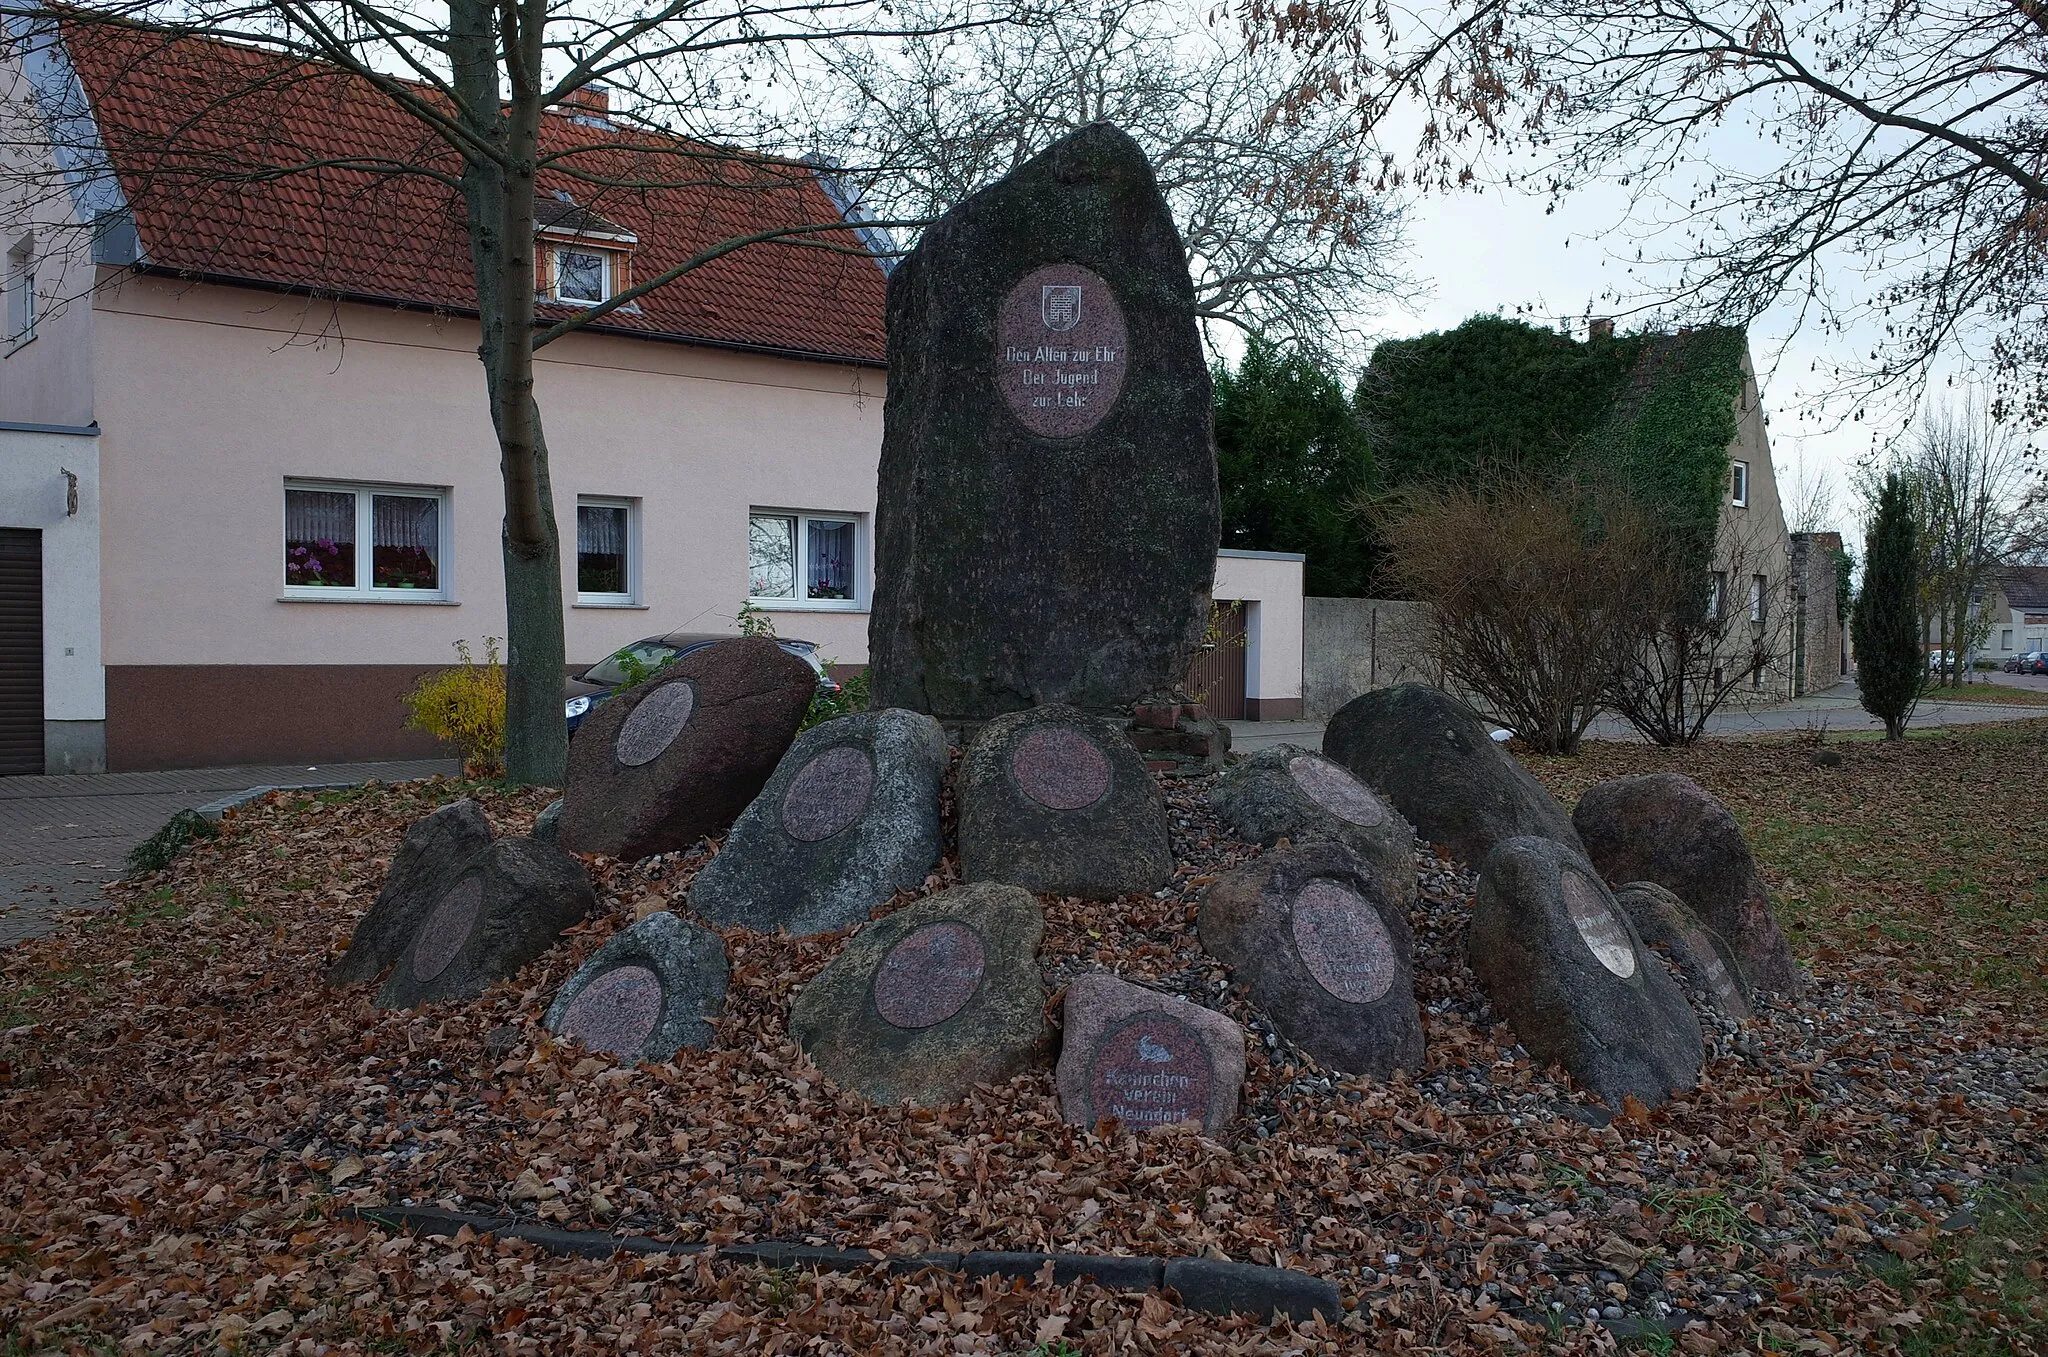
2019, 651, 2048, 676
564, 632, 839, 732
2004, 653, 2027, 672
1926, 649, 1956, 675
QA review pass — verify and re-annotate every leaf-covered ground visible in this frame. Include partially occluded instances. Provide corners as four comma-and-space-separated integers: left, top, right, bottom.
2, 723, 2044, 1354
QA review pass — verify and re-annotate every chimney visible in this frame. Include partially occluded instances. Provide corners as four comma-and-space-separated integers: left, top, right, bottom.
555, 84, 610, 118
1588, 317, 1614, 341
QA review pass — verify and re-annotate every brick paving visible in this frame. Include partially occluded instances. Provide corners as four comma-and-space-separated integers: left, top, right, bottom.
0, 759, 458, 946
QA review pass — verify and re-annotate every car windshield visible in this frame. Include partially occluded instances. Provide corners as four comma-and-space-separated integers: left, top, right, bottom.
583, 641, 679, 687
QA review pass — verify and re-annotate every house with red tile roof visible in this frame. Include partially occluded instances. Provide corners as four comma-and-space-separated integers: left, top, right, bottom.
0, 20, 903, 772
0, 20, 1308, 774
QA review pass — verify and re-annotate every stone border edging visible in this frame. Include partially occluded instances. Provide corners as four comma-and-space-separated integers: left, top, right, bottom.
193, 783, 360, 824
346, 1205, 1341, 1323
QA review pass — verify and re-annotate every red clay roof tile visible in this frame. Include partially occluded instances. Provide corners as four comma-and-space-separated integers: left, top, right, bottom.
61, 22, 888, 363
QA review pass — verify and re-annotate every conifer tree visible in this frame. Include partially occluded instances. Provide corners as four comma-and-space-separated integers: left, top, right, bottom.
1852, 473, 1923, 739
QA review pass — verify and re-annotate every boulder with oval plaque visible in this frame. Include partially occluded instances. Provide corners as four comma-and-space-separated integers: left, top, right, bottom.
1054, 973, 1246, 1132
1468, 836, 1703, 1108
558, 637, 816, 861
545, 911, 729, 1063
329, 797, 495, 987
788, 882, 1048, 1105
956, 704, 1172, 900
689, 709, 948, 936
1207, 745, 1418, 909
1612, 880, 1754, 1022
375, 836, 595, 1009
868, 122, 1219, 721
1198, 842, 1424, 1078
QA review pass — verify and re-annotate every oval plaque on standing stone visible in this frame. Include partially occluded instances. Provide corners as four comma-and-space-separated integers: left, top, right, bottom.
1562, 870, 1638, 978
1011, 727, 1112, 810
614, 681, 697, 768
1287, 755, 1388, 827
410, 875, 481, 982
1087, 1015, 1215, 1129
780, 745, 876, 844
1290, 879, 1397, 1004
995, 263, 1130, 438
871, 921, 987, 1029
557, 964, 665, 1057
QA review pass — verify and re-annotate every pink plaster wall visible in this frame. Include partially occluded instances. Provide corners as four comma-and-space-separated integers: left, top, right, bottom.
90, 276, 885, 673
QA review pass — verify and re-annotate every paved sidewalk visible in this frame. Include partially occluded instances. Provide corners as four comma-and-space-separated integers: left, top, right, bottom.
1225, 677, 2048, 755
0, 758, 458, 946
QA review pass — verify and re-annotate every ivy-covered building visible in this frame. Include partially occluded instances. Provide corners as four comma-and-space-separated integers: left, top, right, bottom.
1356, 316, 1804, 700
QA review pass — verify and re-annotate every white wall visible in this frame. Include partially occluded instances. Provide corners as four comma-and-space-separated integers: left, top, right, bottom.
1214, 548, 1304, 715
0, 423, 103, 766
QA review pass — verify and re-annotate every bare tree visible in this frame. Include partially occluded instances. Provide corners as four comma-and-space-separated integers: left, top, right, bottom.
1605, 520, 1792, 744
1786, 458, 1836, 536
807, 0, 1408, 359
0, 0, 987, 785
1254, 0, 2048, 412
1372, 471, 1655, 754
1882, 392, 2033, 682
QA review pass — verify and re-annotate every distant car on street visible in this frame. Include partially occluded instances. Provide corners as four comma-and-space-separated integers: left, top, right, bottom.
1927, 649, 1957, 676
2018, 651, 2048, 676
563, 632, 838, 733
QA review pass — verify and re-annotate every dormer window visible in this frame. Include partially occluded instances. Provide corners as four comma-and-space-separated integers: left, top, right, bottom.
552, 248, 609, 304
536, 191, 637, 307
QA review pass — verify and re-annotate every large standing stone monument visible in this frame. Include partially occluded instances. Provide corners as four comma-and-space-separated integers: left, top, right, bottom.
688, 709, 947, 936
868, 121, 1220, 720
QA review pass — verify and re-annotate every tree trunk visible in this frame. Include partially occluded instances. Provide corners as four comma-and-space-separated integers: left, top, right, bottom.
451, 0, 568, 787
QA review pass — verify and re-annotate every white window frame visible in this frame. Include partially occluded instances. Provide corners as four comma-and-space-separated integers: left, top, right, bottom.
281, 478, 453, 602
1730, 460, 1750, 507
747, 508, 865, 611
1750, 573, 1767, 624
1709, 571, 1727, 621
2001, 629, 2014, 651
550, 246, 611, 305
6, 237, 36, 348
574, 494, 641, 607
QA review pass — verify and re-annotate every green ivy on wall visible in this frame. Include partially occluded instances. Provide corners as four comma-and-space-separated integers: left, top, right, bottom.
1356, 316, 1746, 575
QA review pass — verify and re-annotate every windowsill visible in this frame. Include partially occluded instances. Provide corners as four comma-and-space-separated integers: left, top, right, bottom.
4, 332, 35, 358
278, 592, 457, 605
574, 598, 648, 609
748, 597, 867, 613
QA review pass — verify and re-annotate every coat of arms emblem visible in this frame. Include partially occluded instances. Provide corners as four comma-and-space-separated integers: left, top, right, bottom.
1041, 284, 1083, 331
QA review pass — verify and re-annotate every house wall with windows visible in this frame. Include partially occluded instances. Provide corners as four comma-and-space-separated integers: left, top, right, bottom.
84, 273, 885, 769
1710, 354, 1795, 700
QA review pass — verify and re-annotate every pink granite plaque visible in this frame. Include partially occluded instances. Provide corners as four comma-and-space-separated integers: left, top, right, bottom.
1287, 755, 1388, 827
995, 264, 1129, 438
1562, 870, 1637, 978
411, 875, 481, 982
1012, 728, 1112, 810
1683, 925, 1745, 1012
615, 682, 696, 768
872, 922, 986, 1029
1087, 1016, 1214, 1128
781, 745, 875, 843
558, 964, 664, 1057
1290, 879, 1397, 1004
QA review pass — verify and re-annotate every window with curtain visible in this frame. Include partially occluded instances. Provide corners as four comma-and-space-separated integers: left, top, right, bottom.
283, 481, 446, 598
577, 499, 632, 598
749, 511, 861, 607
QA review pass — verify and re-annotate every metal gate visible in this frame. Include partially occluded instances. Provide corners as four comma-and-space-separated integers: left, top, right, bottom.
1184, 600, 1247, 719
0, 529, 41, 775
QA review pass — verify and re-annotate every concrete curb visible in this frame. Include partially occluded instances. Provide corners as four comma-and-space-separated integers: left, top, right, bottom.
193, 783, 360, 824
346, 1205, 1341, 1322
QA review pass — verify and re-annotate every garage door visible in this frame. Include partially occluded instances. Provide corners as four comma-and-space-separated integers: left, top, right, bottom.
0, 529, 42, 775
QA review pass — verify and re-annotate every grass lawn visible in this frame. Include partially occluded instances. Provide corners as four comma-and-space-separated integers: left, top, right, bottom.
1923, 681, 2048, 707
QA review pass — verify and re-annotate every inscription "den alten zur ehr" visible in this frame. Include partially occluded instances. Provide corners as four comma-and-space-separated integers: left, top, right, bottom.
1006, 344, 1122, 409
